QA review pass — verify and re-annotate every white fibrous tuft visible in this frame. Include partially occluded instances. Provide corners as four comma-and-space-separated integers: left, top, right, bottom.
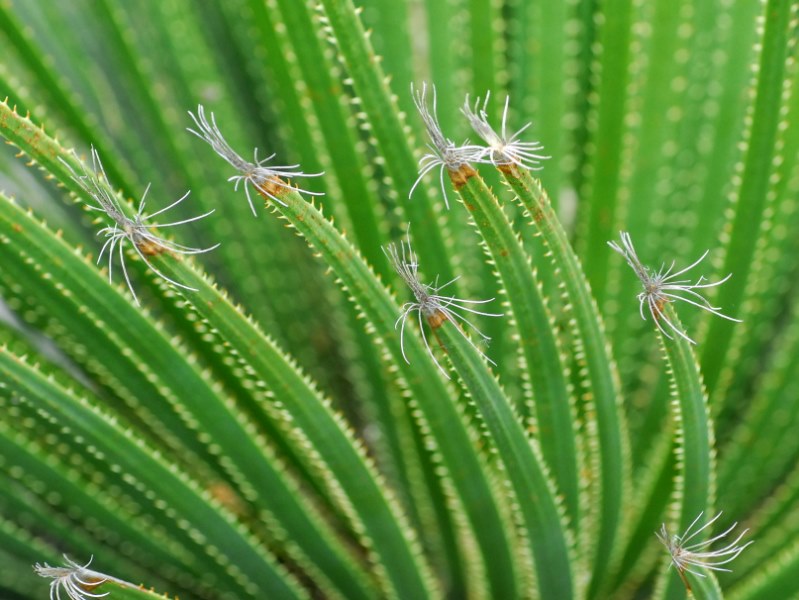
62, 147, 219, 305
656, 512, 753, 591
461, 92, 549, 170
187, 105, 323, 215
608, 231, 741, 344
410, 83, 483, 208
384, 228, 502, 377
35, 556, 110, 600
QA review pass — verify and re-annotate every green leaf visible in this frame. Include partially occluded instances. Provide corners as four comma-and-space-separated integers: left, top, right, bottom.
2, 1, 798, 597
433, 315, 575, 599
577, 0, 635, 304
453, 167, 581, 528
199, 182, 521, 599
0, 194, 379, 600
729, 539, 799, 600
143, 222, 439, 600
0, 4, 138, 194
314, 0, 457, 282
500, 165, 629, 592
0, 348, 304, 599
700, 0, 796, 394
654, 304, 716, 600
691, 571, 724, 600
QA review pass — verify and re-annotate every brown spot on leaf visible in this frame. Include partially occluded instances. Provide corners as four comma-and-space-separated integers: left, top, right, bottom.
449, 164, 478, 189
498, 163, 521, 178
427, 310, 448, 329
138, 239, 167, 257
255, 176, 291, 204
208, 481, 247, 516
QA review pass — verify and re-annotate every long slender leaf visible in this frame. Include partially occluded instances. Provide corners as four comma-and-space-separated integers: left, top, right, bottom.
0, 348, 303, 599
181, 182, 521, 599
453, 167, 581, 528
501, 165, 629, 592
654, 305, 716, 600
433, 316, 575, 599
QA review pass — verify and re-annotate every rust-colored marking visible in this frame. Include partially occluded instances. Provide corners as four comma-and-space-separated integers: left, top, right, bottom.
255, 176, 291, 204
498, 163, 521, 178
426, 310, 448, 329
79, 576, 107, 592
676, 567, 692, 593
652, 297, 670, 319
12, 223, 22, 233
449, 164, 478, 189
208, 481, 247, 516
431, 327, 448, 358
137, 239, 167, 257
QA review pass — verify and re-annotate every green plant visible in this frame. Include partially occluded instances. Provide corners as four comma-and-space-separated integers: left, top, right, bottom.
0, 0, 797, 598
